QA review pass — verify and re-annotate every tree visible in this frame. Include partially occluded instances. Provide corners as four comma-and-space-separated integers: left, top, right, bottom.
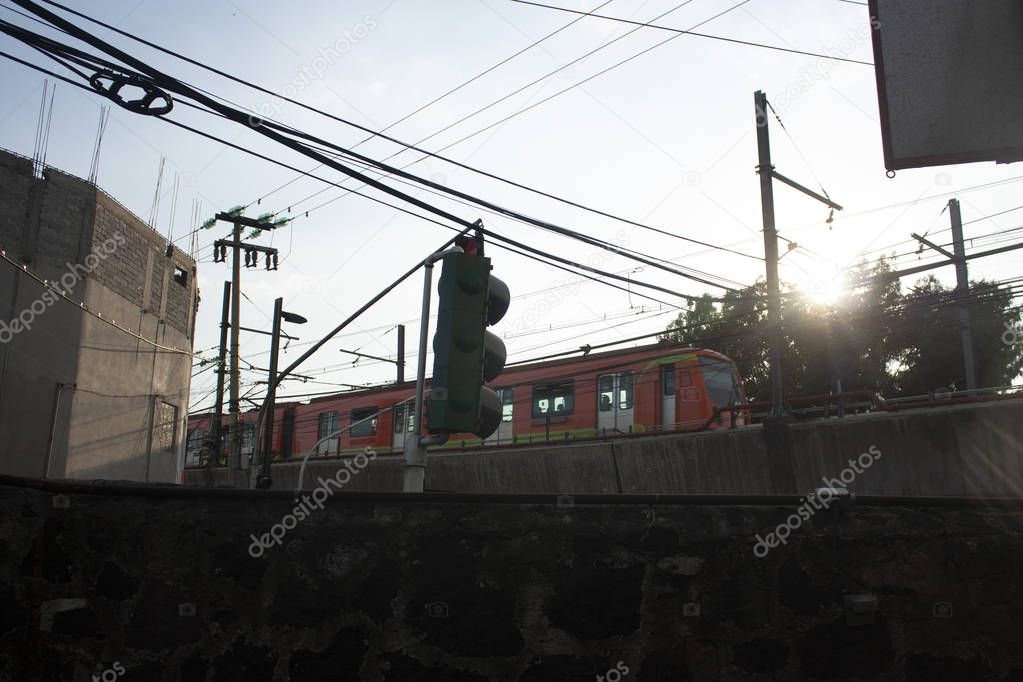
890, 276, 1023, 395
661, 257, 1021, 401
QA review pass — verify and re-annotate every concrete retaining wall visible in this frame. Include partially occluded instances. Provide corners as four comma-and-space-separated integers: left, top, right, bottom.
187, 399, 1023, 496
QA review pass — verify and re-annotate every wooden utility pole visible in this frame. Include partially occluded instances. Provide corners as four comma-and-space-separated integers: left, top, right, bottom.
211, 212, 282, 486
754, 91, 785, 416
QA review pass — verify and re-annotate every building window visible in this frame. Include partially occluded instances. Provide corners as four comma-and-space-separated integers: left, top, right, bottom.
532, 381, 574, 417
619, 372, 634, 410
173, 266, 188, 286
351, 407, 378, 437
153, 401, 178, 452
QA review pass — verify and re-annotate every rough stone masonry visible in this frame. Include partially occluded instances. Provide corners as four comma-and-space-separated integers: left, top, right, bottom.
1, 479, 1022, 681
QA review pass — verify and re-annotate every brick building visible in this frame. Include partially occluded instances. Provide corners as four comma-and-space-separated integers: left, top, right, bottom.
0, 148, 197, 482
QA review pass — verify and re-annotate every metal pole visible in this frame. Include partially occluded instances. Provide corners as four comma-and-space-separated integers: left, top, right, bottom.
949, 199, 977, 393
396, 324, 406, 384
257, 297, 283, 489
228, 221, 242, 483
402, 261, 435, 493
755, 90, 785, 416
208, 281, 230, 466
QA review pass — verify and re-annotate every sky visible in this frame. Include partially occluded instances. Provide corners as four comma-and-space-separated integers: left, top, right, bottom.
1, 0, 1021, 411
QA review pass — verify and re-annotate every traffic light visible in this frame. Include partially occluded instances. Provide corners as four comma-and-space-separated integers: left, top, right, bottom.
428, 251, 509, 438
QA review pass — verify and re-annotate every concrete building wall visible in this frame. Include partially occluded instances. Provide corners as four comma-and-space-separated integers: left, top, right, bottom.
0, 149, 196, 482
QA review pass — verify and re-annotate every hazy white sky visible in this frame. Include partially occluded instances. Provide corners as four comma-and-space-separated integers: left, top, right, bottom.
1, 0, 1020, 410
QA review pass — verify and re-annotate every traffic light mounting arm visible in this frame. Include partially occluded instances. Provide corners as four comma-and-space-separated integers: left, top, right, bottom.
402, 246, 463, 493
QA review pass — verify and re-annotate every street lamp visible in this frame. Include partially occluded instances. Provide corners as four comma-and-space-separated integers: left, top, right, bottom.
256, 297, 306, 489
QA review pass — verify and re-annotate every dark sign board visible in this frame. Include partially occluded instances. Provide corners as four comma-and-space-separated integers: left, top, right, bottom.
869, 0, 1023, 171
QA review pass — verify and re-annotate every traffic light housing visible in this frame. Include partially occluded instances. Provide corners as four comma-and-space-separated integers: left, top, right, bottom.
428, 251, 509, 438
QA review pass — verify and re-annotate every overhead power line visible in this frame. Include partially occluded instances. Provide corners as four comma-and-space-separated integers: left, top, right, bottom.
0, 7, 748, 297
509, 0, 874, 65
24, 0, 761, 263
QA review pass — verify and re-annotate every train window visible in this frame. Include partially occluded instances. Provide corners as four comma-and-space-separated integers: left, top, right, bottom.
619, 372, 634, 410
698, 356, 741, 407
393, 403, 405, 433
239, 422, 255, 456
532, 381, 574, 417
598, 375, 613, 412
394, 402, 416, 433
351, 407, 379, 437
501, 388, 514, 422
186, 427, 204, 465
662, 364, 675, 396
317, 411, 339, 443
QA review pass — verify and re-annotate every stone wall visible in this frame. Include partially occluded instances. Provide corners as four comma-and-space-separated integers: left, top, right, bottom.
1, 478, 1022, 681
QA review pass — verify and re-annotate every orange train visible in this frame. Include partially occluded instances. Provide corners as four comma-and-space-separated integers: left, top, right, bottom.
184, 341, 749, 466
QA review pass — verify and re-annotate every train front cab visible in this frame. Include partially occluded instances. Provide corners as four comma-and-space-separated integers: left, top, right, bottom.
650, 351, 748, 432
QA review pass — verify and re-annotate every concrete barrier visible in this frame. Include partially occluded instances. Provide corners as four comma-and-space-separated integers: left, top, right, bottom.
185, 399, 1023, 496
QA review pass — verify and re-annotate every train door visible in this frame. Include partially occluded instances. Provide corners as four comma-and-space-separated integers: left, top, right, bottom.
661, 364, 676, 429
597, 372, 634, 433
484, 388, 514, 445
392, 398, 414, 452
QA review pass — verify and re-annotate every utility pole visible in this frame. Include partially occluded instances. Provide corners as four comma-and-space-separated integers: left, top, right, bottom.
754, 91, 785, 417
910, 198, 977, 392
206, 281, 230, 467
211, 211, 283, 486
260, 297, 283, 490
228, 220, 241, 481
753, 90, 844, 416
396, 324, 406, 383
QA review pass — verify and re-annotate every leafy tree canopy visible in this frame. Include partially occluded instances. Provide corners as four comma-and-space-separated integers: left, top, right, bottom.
662, 258, 1023, 401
